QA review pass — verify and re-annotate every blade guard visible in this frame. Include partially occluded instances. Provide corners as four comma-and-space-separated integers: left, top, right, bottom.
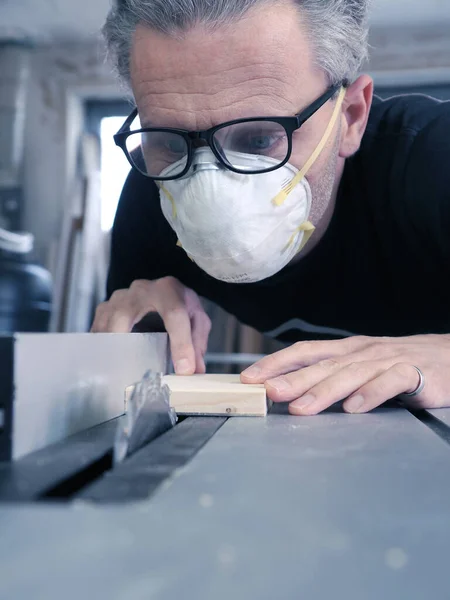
114, 371, 177, 465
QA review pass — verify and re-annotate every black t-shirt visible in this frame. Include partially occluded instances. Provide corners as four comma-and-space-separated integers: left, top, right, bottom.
107, 94, 450, 342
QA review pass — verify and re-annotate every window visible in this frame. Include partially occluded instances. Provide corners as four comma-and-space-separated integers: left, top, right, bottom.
99, 116, 131, 231
85, 100, 136, 231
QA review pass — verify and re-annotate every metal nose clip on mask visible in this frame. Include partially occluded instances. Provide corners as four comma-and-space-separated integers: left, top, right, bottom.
159, 88, 346, 284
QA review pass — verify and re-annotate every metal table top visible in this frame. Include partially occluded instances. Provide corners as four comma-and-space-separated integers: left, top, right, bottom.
1, 404, 450, 600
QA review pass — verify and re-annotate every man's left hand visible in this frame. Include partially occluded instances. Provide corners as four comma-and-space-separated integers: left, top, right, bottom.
241, 334, 450, 415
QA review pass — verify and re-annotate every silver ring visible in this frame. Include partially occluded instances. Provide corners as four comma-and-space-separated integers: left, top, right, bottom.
402, 366, 425, 397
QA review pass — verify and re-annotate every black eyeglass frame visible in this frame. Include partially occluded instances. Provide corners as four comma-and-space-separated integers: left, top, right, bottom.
114, 82, 345, 181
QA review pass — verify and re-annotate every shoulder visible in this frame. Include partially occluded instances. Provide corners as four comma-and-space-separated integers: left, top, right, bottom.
365, 93, 450, 189
346, 94, 450, 209
362, 94, 450, 190
354, 94, 450, 258
365, 93, 450, 139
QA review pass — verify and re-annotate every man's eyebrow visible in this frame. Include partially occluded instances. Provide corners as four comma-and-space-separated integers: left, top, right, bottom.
138, 105, 307, 130
139, 118, 188, 129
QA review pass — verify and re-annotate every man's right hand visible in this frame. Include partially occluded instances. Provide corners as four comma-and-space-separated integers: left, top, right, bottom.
91, 277, 211, 375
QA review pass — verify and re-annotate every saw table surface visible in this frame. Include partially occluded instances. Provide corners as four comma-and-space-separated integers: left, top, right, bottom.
1, 404, 450, 600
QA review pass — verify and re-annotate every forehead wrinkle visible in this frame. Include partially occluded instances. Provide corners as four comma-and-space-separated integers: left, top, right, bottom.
134, 67, 302, 126
134, 72, 290, 94
132, 61, 293, 91
135, 74, 295, 109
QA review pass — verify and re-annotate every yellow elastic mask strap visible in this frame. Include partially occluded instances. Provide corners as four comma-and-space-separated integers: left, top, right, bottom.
283, 221, 316, 253
159, 183, 177, 219
272, 86, 346, 207
297, 221, 316, 252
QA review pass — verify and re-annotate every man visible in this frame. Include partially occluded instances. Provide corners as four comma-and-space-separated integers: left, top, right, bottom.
92, 0, 450, 416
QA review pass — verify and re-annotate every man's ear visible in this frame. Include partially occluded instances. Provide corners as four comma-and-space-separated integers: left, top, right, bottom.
339, 74, 374, 159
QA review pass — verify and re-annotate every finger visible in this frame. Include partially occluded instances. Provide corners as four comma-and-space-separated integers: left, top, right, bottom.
287, 360, 389, 416
265, 358, 343, 403
191, 311, 211, 374
97, 289, 153, 333
191, 310, 211, 356
241, 336, 374, 383
107, 299, 156, 333
195, 352, 206, 374
342, 363, 422, 414
264, 354, 387, 403
91, 302, 109, 333
160, 307, 196, 375
137, 280, 196, 375
91, 291, 133, 332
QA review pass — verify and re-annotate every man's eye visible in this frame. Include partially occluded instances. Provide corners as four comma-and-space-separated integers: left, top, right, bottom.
166, 139, 186, 154
143, 133, 187, 155
249, 135, 277, 150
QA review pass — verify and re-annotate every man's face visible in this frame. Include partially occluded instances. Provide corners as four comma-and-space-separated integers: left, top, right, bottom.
130, 1, 344, 224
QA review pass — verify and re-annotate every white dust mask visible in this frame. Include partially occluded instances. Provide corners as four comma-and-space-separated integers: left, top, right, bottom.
158, 88, 346, 284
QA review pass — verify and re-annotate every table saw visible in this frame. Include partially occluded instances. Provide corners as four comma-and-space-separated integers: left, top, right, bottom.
1, 332, 450, 600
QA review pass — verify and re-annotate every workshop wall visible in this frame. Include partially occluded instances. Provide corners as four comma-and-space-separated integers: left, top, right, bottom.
21, 42, 118, 272
369, 24, 450, 74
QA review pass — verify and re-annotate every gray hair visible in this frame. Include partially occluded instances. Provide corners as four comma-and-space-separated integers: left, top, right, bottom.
103, 0, 370, 88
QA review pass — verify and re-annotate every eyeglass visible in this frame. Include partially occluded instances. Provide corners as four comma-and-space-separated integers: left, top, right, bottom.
114, 82, 345, 181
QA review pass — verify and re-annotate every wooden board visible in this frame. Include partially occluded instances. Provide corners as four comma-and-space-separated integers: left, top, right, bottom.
164, 374, 269, 416
125, 374, 269, 417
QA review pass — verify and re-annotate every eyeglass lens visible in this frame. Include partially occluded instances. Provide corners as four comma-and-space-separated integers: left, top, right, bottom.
125, 120, 289, 177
